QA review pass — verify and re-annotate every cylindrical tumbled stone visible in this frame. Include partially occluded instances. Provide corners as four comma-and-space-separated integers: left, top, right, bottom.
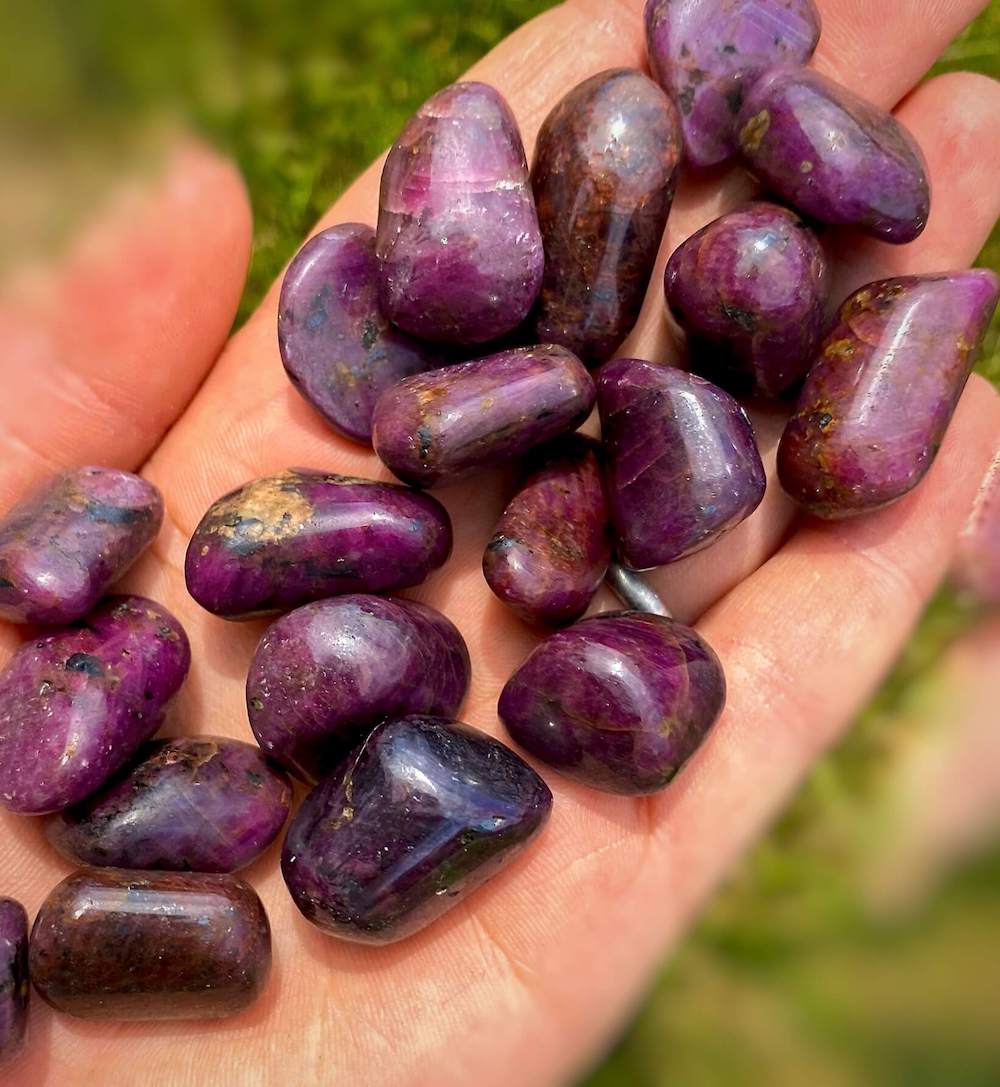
0, 899, 28, 1068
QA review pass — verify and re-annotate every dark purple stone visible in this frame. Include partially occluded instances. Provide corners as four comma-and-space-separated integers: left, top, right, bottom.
372, 345, 596, 488
530, 68, 682, 366
278, 224, 441, 445
0, 899, 28, 1068
499, 611, 726, 794
778, 270, 1000, 518
665, 201, 828, 398
597, 358, 766, 569
30, 869, 270, 1020
281, 715, 552, 943
185, 469, 453, 619
736, 67, 930, 244
0, 467, 162, 625
376, 82, 543, 345
0, 596, 190, 814
248, 595, 470, 782
484, 435, 611, 626
48, 737, 292, 872
644, 0, 821, 167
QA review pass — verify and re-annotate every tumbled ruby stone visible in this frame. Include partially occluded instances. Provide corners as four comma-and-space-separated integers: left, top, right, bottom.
282, 716, 552, 943
247, 595, 470, 782
778, 270, 1000, 518
597, 358, 766, 569
376, 82, 543, 345
0, 899, 28, 1067
499, 611, 726, 794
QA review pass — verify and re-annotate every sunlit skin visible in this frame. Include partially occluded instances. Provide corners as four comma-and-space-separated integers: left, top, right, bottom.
0, 1, 998, 1084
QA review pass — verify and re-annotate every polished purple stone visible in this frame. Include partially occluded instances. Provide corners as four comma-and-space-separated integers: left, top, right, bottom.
597, 358, 766, 569
48, 737, 292, 872
665, 201, 828, 398
0, 596, 190, 814
778, 271, 1000, 518
500, 611, 726, 794
0, 467, 162, 625
376, 82, 543, 345
0, 899, 28, 1068
531, 68, 682, 365
248, 595, 470, 782
278, 224, 441, 445
372, 345, 595, 488
281, 715, 552, 943
484, 435, 611, 626
736, 68, 930, 243
954, 458, 1000, 606
644, 0, 821, 168
185, 469, 452, 619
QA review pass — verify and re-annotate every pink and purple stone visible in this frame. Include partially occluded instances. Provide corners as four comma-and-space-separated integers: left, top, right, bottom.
0, 899, 28, 1067
778, 270, 1000, 518
372, 345, 596, 489
247, 595, 470, 782
499, 611, 726, 794
736, 68, 930, 244
185, 469, 452, 619
597, 358, 766, 570
376, 82, 543, 345
484, 435, 611, 626
278, 223, 442, 445
0, 596, 190, 815
0, 467, 162, 625
665, 201, 828, 398
282, 715, 552, 943
644, 0, 821, 168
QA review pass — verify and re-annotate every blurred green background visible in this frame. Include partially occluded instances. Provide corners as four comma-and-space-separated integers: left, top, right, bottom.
2, 2, 999, 1083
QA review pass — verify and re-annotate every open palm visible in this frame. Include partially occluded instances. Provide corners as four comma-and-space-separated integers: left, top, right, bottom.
2, 1, 999, 1084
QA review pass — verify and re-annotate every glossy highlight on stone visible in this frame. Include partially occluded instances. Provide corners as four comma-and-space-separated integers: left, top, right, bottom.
282, 715, 552, 943
736, 67, 930, 243
499, 611, 726, 794
531, 68, 682, 365
0, 899, 28, 1068
665, 201, 828, 398
278, 224, 442, 444
0, 596, 190, 814
248, 595, 470, 782
49, 737, 292, 872
484, 435, 611, 626
376, 81, 543, 345
644, 0, 821, 167
778, 270, 1000, 518
0, 467, 163, 625
30, 869, 270, 1020
185, 469, 452, 619
372, 345, 595, 488
597, 358, 766, 569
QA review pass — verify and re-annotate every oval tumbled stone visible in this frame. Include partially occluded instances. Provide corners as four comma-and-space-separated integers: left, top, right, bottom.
0, 899, 28, 1068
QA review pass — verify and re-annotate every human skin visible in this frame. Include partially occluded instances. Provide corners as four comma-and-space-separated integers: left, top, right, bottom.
0, 2, 998, 1085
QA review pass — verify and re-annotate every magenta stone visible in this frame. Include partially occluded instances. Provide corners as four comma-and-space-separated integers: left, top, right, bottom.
281, 715, 552, 943
0, 467, 162, 625
597, 358, 766, 569
954, 459, 1000, 606
185, 469, 452, 619
778, 270, 1000, 518
248, 595, 470, 783
644, 0, 821, 168
0, 596, 190, 814
665, 201, 828, 398
484, 436, 611, 626
372, 345, 596, 488
499, 611, 726, 794
736, 68, 930, 243
0, 899, 28, 1068
530, 68, 682, 365
376, 82, 543, 345
278, 224, 441, 445
48, 737, 292, 872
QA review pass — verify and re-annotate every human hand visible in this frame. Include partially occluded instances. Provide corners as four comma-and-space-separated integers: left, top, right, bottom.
2, 1, 999, 1084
